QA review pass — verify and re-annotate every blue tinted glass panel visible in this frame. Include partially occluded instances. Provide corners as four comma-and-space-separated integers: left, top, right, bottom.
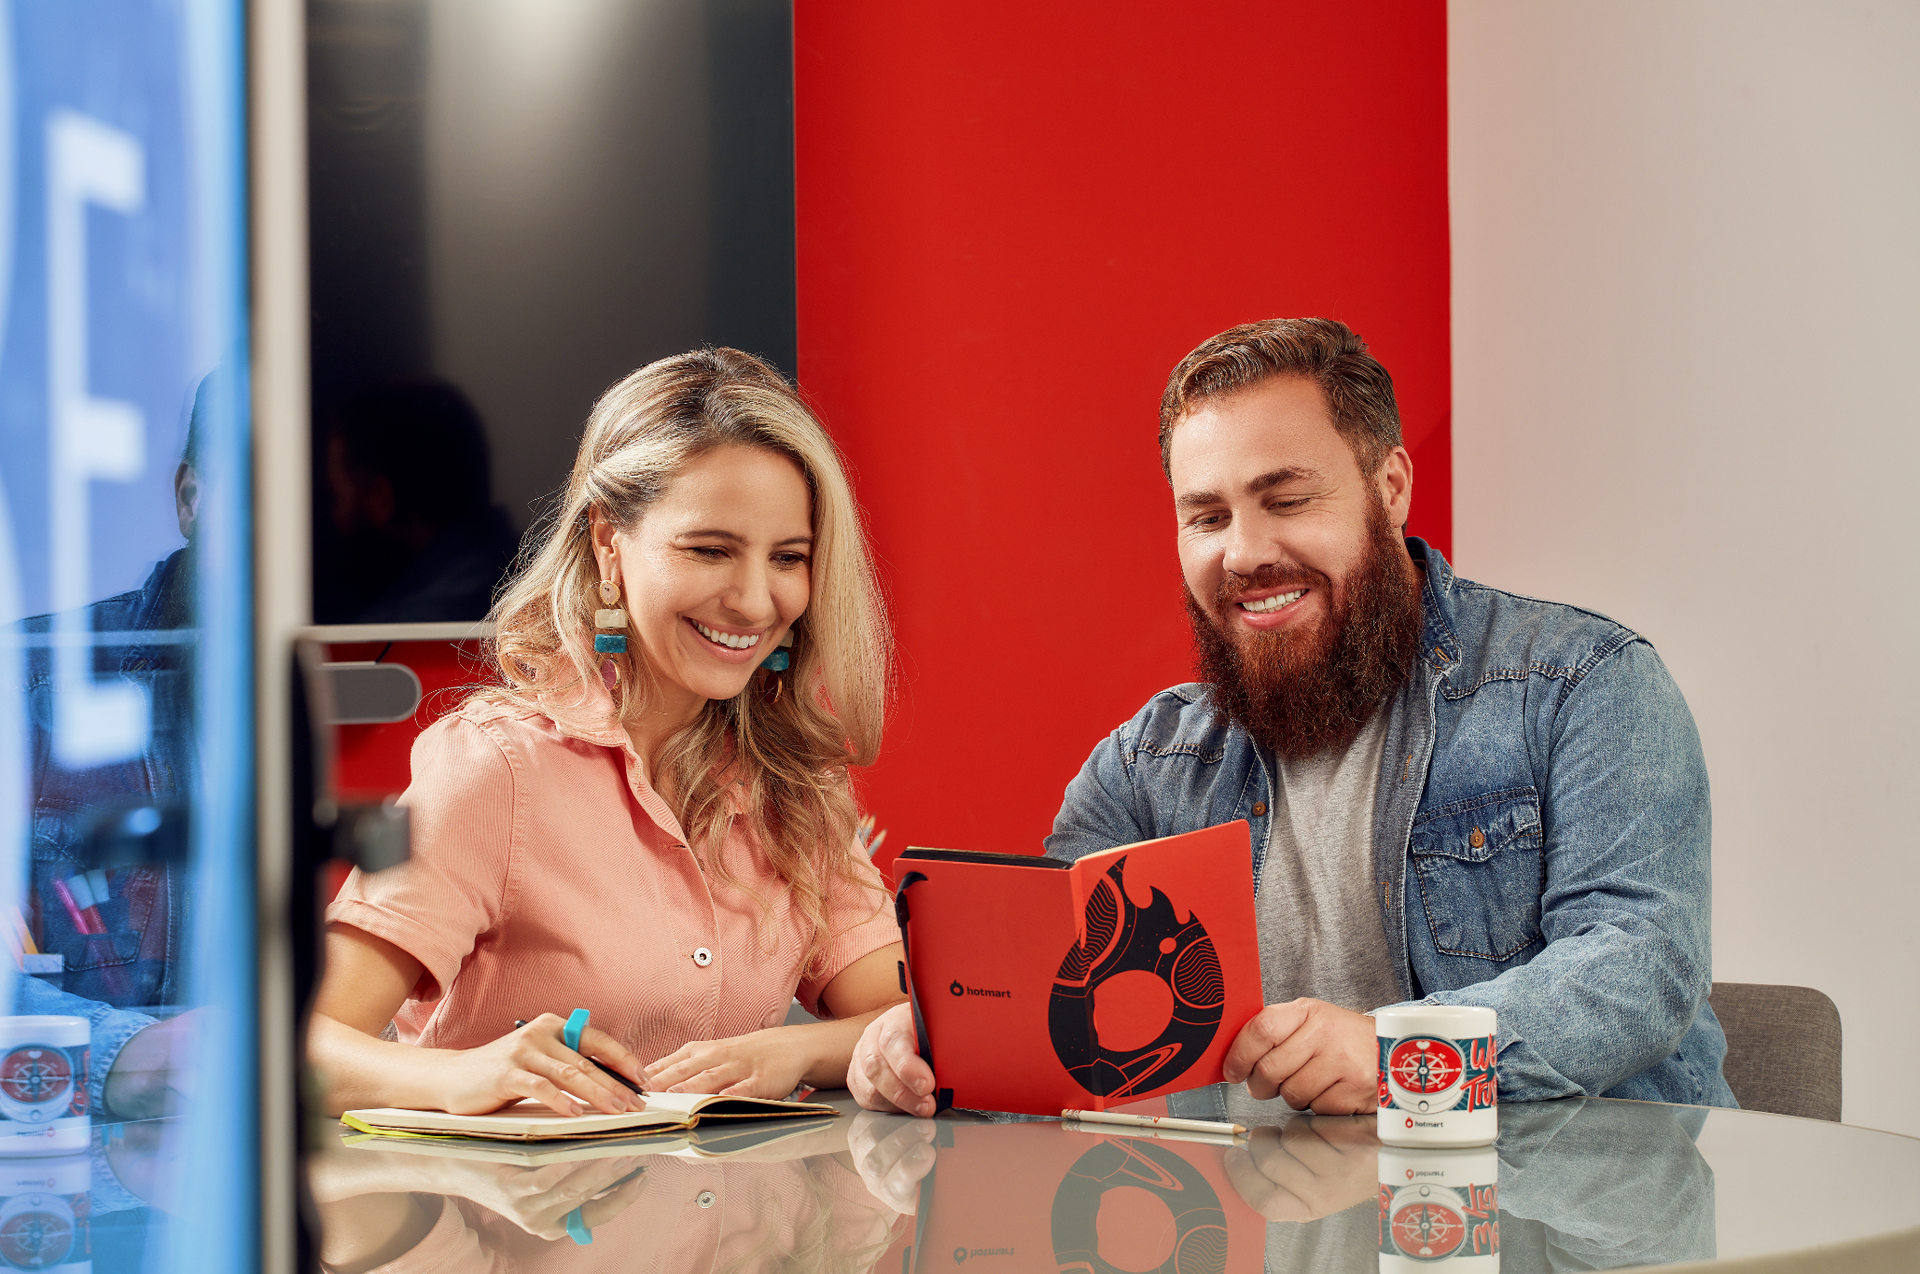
0, 1, 251, 1270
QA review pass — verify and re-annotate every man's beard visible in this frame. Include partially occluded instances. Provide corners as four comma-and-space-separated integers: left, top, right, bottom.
1186, 498, 1423, 762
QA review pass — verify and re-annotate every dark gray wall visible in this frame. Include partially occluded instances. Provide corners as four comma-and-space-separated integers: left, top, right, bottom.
308, 0, 795, 622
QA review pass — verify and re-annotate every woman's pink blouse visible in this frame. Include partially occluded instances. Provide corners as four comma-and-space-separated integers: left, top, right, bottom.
325, 699, 900, 1059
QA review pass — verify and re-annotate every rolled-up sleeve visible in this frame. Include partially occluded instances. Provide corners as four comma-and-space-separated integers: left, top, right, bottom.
9, 971, 155, 1118
795, 852, 901, 1018
326, 715, 515, 1002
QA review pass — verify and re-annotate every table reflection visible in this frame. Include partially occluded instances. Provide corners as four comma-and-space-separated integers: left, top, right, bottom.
306, 1116, 907, 1274
850, 1095, 1713, 1274
300, 1095, 1729, 1273
0, 1116, 189, 1272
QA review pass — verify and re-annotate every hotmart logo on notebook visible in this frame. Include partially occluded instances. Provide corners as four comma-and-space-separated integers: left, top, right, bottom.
950, 980, 1013, 999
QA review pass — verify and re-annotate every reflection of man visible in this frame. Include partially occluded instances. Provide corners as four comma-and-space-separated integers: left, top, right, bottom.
12, 386, 209, 1121
1497, 1099, 1715, 1270
854, 318, 1732, 1116
318, 378, 521, 623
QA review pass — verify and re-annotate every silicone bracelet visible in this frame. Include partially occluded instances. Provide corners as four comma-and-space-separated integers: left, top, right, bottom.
565, 1206, 592, 1245
564, 1008, 590, 1053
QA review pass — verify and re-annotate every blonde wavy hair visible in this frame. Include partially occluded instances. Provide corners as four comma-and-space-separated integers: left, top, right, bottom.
480, 348, 892, 969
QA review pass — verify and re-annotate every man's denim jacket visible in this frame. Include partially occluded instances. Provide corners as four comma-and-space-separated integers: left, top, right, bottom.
1045, 539, 1735, 1107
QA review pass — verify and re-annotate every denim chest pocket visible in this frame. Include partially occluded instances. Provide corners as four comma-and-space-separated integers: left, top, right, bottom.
1410, 788, 1544, 962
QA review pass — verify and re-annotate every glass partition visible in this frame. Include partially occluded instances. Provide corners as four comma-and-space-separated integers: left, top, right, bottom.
0, 0, 253, 1269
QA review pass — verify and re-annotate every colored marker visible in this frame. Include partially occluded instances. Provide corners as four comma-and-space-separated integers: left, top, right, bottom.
49, 878, 94, 934
64, 875, 107, 934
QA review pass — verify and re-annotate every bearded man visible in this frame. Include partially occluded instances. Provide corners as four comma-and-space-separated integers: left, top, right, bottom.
852, 317, 1734, 1119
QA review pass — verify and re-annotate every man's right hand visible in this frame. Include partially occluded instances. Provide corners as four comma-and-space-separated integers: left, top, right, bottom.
1223, 1115, 1380, 1222
848, 1002, 937, 1116
847, 1110, 938, 1214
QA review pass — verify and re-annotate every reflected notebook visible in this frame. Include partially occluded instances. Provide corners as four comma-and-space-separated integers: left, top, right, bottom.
877, 1120, 1267, 1274
342, 1090, 837, 1142
895, 821, 1261, 1117
339, 1114, 842, 1166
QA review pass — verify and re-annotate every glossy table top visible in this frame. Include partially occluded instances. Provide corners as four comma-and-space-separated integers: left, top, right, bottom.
302, 1088, 1920, 1273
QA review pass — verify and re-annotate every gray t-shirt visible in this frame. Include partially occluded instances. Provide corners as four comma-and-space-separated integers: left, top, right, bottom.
1255, 703, 1402, 1015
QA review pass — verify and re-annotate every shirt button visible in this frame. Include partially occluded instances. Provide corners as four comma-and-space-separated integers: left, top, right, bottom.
1251, 801, 1267, 817
692, 947, 714, 967
696, 1190, 716, 1209
1469, 827, 1486, 849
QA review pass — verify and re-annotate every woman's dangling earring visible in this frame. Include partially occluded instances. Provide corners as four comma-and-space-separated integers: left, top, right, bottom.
760, 630, 794, 704
594, 575, 629, 655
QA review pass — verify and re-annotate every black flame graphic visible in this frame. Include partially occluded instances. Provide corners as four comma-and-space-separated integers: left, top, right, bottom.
1047, 855, 1225, 1098
1051, 1138, 1227, 1274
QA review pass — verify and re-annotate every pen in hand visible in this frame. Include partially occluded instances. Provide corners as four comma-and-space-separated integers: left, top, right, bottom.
513, 1020, 648, 1095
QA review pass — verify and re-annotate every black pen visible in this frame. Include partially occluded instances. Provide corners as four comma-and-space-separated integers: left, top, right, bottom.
515, 1019, 647, 1094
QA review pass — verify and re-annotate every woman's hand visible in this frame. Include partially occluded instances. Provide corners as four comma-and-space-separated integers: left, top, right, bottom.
438, 1015, 649, 1117
309, 926, 647, 1117
428, 1156, 651, 1240
643, 1027, 811, 1098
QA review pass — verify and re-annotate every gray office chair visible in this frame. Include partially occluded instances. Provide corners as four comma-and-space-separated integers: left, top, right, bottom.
1708, 982, 1842, 1122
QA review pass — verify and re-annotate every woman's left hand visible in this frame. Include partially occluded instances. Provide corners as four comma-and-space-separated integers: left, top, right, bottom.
643, 1028, 812, 1097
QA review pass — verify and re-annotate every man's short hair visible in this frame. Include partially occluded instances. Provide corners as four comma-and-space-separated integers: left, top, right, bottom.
1158, 317, 1402, 478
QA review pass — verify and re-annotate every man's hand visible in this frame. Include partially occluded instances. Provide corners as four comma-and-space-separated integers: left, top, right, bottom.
1222, 998, 1376, 1113
105, 1010, 203, 1120
1223, 1115, 1380, 1222
847, 1110, 938, 1214
848, 1003, 937, 1116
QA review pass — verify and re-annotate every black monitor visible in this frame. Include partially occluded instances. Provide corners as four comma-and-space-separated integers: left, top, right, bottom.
307, 0, 796, 623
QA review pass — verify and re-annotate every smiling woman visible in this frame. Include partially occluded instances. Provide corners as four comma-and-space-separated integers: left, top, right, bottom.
308, 349, 907, 1121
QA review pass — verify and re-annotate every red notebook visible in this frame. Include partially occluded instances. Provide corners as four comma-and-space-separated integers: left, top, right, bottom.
894, 822, 1262, 1117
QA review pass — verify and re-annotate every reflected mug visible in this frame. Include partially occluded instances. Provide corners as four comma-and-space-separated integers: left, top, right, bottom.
0, 1020, 88, 1157
1377, 1143, 1498, 1271
1376, 1005, 1496, 1147
0, 1153, 89, 1271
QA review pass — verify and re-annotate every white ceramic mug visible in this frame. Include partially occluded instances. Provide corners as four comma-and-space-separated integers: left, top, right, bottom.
1376, 1004, 1497, 1147
0, 1153, 90, 1270
1377, 1143, 1500, 1271
0, 1018, 89, 1156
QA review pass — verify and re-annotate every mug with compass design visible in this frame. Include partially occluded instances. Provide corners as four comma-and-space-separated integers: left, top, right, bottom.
1377, 1005, 1497, 1147
0, 1020, 88, 1157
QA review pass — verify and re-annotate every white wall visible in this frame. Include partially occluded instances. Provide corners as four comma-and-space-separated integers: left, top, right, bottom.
1450, 1, 1920, 1133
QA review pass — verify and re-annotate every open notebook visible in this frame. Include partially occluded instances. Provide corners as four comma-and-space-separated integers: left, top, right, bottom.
339, 1114, 842, 1166
342, 1090, 837, 1142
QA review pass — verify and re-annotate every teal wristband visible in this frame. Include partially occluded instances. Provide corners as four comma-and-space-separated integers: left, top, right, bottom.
564, 1008, 590, 1053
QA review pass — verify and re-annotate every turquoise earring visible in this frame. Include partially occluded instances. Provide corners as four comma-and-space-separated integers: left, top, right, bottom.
760, 629, 794, 671
594, 576, 628, 654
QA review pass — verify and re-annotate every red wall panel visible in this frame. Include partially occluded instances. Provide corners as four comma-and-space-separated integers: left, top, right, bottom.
794, 2, 1450, 870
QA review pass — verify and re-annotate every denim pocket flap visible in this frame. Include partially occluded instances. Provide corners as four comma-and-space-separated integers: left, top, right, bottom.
1410, 789, 1542, 864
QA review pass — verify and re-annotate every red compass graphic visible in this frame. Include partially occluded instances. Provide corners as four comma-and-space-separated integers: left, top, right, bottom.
1389, 1196, 1467, 1261
1387, 1038, 1463, 1098
0, 1049, 72, 1107
0, 1195, 77, 1268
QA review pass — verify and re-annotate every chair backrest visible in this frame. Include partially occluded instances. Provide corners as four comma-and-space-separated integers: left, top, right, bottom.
1708, 982, 1842, 1122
